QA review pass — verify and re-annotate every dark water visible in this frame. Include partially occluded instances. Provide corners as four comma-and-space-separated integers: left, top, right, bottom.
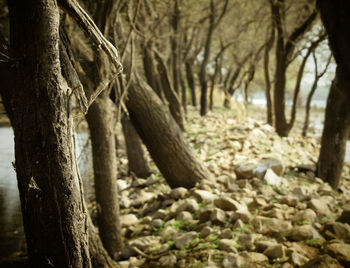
0, 127, 92, 260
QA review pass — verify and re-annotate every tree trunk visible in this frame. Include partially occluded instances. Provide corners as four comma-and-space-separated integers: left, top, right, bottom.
302, 77, 318, 137
126, 74, 213, 188
316, 0, 350, 188
86, 96, 123, 258
263, 38, 274, 125
180, 67, 188, 113
2, 1, 91, 266
185, 61, 197, 106
121, 116, 151, 178
317, 71, 350, 188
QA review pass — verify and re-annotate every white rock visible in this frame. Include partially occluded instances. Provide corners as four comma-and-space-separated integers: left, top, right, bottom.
120, 214, 139, 227
263, 169, 282, 186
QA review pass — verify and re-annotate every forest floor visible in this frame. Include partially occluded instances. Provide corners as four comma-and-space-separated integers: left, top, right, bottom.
1, 104, 350, 267
112, 104, 350, 268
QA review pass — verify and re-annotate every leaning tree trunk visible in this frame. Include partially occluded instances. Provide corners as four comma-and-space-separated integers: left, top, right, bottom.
2, 1, 91, 266
126, 74, 213, 188
86, 95, 123, 257
317, 72, 350, 188
121, 116, 151, 178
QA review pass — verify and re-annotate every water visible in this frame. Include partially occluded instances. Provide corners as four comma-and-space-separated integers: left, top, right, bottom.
0, 127, 92, 259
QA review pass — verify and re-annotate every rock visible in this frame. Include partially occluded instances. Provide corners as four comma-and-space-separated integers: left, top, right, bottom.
293, 209, 317, 224
160, 226, 177, 241
174, 231, 197, 249
222, 253, 245, 268
211, 208, 226, 224
263, 168, 282, 186
264, 244, 285, 259
279, 195, 298, 207
220, 228, 233, 239
290, 252, 309, 266
255, 240, 277, 252
199, 207, 214, 223
119, 196, 131, 209
235, 162, 257, 180
176, 211, 193, 221
218, 239, 239, 253
170, 187, 188, 199
235, 209, 252, 223
151, 219, 164, 228
241, 251, 269, 264
290, 225, 325, 242
232, 219, 245, 229
120, 214, 139, 227
325, 222, 350, 240
308, 198, 332, 216
141, 216, 152, 224
199, 226, 213, 238
325, 243, 350, 263
117, 261, 130, 268
337, 210, 350, 224
122, 236, 160, 258
301, 254, 343, 268
159, 255, 177, 267
153, 209, 167, 220
176, 199, 199, 213
117, 179, 128, 191
132, 191, 155, 206
237, 233, 255, 250
255, 157, 285, 178
292, 187, 309, 201
214, 197, 246, 211
192, 189, 216, 203
252, 216, 292, 235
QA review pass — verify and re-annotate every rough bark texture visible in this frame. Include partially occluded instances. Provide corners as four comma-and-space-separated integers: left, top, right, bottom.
316, 0, 350, 188
185, 61, 197, 106
2, 1, 91, 267
121, 116, 151, 178
126, 74, 213, 188
86, 96, 123, 257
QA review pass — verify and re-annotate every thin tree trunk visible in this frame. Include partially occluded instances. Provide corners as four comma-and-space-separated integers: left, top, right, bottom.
180, 67, 188, 113
126, 74, 213, 188
3, 1, 91, 266
263, 34, 274, 125
121, 116, 151, 178
86, 96, 123, 258
302, 78, 318, 137
185, 61, 197, 106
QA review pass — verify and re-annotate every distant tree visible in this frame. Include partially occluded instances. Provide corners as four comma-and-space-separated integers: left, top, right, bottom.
316, 0, 350, 188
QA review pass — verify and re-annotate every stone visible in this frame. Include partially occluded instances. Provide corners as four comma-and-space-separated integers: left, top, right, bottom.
199, 207, 214, 223
279, 195, 298, 207
263, 168, 282, 186
293, 209, 317, 224
220, 228, 233, 239
176, 199, 199, 213
232, 219, 245, 229
117, 179, 128, 191
290, 225, 325, 242
235, 209, 252, 223
199, 226, 213, 238
324, 222, 350, 240
119, 196, 131, 209
120, 214, 139, 227
160, 226, 177, 241
241, 251, 269, 264
301, 254, 343, 268
308, 198, 332, 216
290, 252, 309, 267
210, 208, 226, 224
151, 219, 164, 228
222, 253, 245, 268
264, 244, 285, 259
174, 231, 197, 249
255, 157, 285, 178
337, 210, 350, 224
132, 191, 155, 206
292, 187, 308, 201
122, 236, 160, 258
255, 240, 277, 252
235, 162, 257, 180
218, 239, 239, 253
153, 209, 167, 220
325, 243, 350, 263
192, 189, 216, 203
170, 187, 188, 199
214, 197, 246, 211
237, 233, 255, 250
176, 211, 193, 221
252, 216, 292, 235
159, 255, 177, 267
117, 261, 130, 268
141, 216, 152, 224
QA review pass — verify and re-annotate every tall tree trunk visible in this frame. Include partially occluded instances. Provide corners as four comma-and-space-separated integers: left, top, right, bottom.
317, 71, 350, 188
126, 74, 213, 188
316, 0, 350, 188
2, 1, 91, 266
302, 77, 318, 137
86, 96, 122, 258
263, 35, 274, 125
121, 116, 151, 178
180, 67, 188, 113
185, 61, 197, 106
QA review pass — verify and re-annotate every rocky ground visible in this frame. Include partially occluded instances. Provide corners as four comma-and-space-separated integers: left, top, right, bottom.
112, 105, 350, 268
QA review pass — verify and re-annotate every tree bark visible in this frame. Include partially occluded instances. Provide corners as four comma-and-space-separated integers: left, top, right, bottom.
86, 96, 123, 258
121, 116, 151, 178
126, 74, 213, 188
2, 1, 91, 266
185, 60, 197, 107
316, 0, 350, 188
